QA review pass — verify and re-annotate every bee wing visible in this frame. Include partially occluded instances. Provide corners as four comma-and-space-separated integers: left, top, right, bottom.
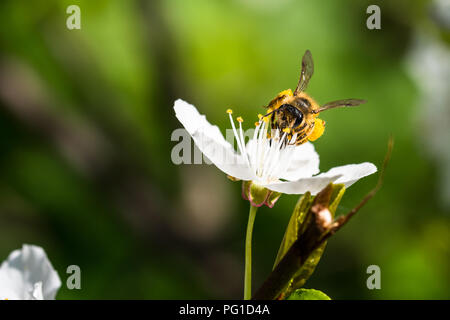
318, 99, 367, 112
294, 50, 314, 95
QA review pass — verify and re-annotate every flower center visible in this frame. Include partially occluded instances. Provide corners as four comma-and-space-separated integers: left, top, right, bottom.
227, 109, 298, 184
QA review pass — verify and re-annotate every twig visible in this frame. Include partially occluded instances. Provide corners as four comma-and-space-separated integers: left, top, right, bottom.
252, 137, 393, 300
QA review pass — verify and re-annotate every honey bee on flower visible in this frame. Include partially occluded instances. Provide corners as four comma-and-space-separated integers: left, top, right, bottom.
174, 99, 376, 207
173, 51, 378, 301
173, 50, 376, 208
263, 50, 367, 145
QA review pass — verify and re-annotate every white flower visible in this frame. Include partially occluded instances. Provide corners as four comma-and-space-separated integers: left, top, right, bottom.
0, 245, 61, 300
174, 99, 376, 198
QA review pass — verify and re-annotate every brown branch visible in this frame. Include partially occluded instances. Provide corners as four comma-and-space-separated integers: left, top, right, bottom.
252, 137, 393, 300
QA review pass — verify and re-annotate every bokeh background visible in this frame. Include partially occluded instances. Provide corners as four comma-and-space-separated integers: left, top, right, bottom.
0, 0, 449, 299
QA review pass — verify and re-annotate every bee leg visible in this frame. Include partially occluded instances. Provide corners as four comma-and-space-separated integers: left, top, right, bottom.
262, 104, 290, 119
261, 109, 277, 119
262, 108, 281, 131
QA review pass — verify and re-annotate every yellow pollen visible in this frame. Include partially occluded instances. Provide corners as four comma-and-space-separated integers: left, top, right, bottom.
308, 118, 325, 142
254, 122, 259, 127
226, 109, 233, 114
257, 114, 263, 120
237, 116, 244, 123
282, 128, 291, 133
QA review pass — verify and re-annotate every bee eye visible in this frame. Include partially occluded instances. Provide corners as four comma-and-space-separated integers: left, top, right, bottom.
293, 113, 304, 128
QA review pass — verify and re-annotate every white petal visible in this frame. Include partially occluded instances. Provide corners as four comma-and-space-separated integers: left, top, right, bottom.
264, 162, 377, 195
0, 245, 61, 300
264, 175, 343, 195
174, 99, 255, 180
0, 267, 27, 300
316, 162, 377, 187
174, 99, 231, 148
278, 142, 320, 181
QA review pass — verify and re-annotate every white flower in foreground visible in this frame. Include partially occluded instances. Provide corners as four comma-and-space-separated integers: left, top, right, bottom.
174, 99, 377, 207
0, 244, 61, 300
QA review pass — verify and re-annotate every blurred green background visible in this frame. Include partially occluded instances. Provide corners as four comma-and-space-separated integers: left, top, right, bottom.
0, 0, 449, 299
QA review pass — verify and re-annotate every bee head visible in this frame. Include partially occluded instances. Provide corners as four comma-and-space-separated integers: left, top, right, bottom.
278, 103, 304, 129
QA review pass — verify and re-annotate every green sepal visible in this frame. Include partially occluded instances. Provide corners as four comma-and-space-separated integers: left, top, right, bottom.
242, 181, 282, 208
266, 190, 282, 208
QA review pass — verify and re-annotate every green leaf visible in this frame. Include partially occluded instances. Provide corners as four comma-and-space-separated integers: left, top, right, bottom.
285, 241, 327, 293
253, 184, 347, 300
286, 288, 331, 300
273, 184, 345, 298
282, 184, 345, 297
328, 183, 346, 216
273, 192, 312, 269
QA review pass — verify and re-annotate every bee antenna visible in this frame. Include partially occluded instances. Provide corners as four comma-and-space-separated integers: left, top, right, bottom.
262, 109, 277, 118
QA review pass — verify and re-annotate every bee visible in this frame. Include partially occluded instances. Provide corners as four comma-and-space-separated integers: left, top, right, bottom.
263, 50, 366, 145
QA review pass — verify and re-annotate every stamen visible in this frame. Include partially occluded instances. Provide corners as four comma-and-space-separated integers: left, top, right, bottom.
238, 119, 250, 166
271, 143, 295, 179
227, 112, 251, 169
264, 131, 288, 180
255, 121, 267, 177
227, 113, 245, 159
261, 129, 280, 178
225, 108, 303, 184
289, 133, 298, 144
250, 122, 261, 172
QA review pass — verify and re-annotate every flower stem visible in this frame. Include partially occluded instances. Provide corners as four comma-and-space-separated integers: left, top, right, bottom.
244, 204, 258, 300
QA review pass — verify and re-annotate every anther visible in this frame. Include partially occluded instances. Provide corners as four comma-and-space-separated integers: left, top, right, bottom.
226, 109, 233, 114
237, 116, 243, 123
